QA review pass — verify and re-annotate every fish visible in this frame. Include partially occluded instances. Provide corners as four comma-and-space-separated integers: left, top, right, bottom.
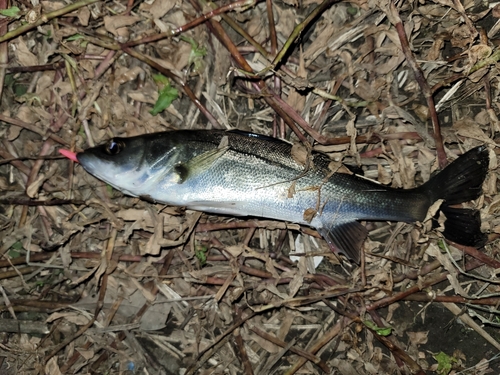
60, 130, 489, 263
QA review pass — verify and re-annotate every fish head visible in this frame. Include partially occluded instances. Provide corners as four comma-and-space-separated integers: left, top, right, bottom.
77, 135, 162, 196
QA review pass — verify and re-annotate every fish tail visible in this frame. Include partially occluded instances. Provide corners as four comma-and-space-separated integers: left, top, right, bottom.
421, 145, 489, 247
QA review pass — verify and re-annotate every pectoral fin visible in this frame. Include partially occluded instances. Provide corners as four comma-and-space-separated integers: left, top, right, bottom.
175, 146, 230, 184
317, 221, 368, 264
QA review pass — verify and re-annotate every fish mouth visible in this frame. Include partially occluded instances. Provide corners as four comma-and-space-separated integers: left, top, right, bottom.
76, 152, 143, 198
77, 153, 117, 186
77, 153, 103, 178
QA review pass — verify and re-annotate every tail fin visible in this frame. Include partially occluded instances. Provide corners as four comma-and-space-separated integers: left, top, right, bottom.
440, 206, 486, 247
421, 146, 489, 247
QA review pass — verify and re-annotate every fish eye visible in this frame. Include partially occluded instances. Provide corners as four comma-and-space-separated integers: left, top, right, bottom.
105, 139, 124, 155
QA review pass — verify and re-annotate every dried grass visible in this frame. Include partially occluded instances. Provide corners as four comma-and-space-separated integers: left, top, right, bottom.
1, 0, 500, 374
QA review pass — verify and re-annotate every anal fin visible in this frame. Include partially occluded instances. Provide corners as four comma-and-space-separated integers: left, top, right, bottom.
317, 221, 368, 264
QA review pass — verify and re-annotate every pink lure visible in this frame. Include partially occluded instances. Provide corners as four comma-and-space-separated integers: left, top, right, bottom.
59, 149, 79, 163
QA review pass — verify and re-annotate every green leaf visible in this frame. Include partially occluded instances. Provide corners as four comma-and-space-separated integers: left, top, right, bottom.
437, 239, 447, 251
106, 184, 114, 196
346, 7, 358, 16
434, 351, 456, 375
10, 241, 23, 251
66, 34, 85, 42
195, 245, 208, 266
180, 36, 206, 59
180, 36, 207, 74
8, 250, 20, 258
14, 84, 28, 97
150, 76, 178, 116
0, 6, 20, 18
152, 73, 170, 86
8, 242, 23, 258
363, 320, 392, 336
5, 74, 14, 86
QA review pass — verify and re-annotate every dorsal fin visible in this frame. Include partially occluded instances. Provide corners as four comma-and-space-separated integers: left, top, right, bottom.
227, 129, 288, 144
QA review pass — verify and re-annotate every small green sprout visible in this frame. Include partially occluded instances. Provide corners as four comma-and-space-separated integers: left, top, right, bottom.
363, 320, 392, 336
434, 351, 457, 375
0, 6, 20, 18
180, 35, 207, 75
195, 244, 208, 266
150, 74, 178, 116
